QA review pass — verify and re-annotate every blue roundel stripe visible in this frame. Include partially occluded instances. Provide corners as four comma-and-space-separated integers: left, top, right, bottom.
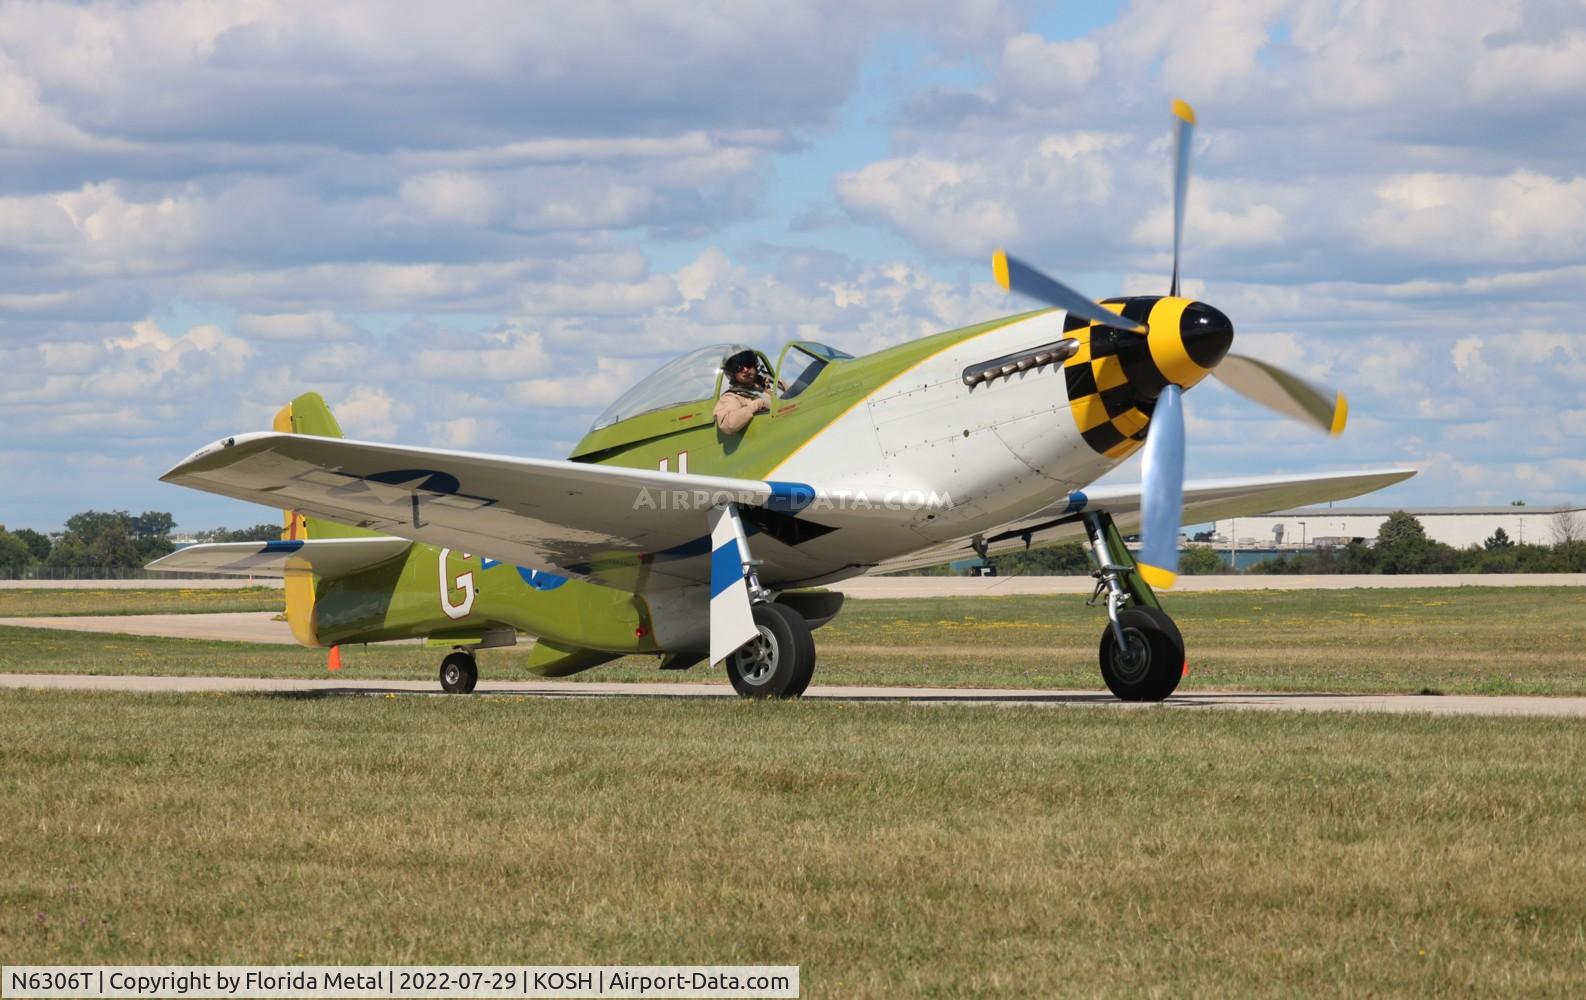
517, 566, 568, 591
480, 557, 567, 591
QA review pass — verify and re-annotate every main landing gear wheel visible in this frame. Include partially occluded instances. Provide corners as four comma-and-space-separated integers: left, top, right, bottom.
1098, 607, 1185, 702
726, 603, 816, 700
439, 650, 478, 694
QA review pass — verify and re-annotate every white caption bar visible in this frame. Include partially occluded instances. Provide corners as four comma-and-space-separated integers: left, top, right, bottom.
1, 966, 799, 999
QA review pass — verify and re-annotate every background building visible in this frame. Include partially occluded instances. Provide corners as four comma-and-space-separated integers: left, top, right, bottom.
1206, 505, 1586, 551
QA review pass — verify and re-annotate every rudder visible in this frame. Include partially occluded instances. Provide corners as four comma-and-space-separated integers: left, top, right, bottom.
272, 392, 376, 646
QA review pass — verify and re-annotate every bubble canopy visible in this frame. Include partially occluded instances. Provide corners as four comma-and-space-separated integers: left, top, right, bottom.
588, 341, 854, 431
589, 343, 750, 431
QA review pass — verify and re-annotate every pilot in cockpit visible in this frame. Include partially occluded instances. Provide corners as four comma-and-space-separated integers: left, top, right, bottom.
713, 349, 772, 434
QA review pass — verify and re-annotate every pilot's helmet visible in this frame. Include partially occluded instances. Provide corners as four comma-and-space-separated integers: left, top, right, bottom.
724, 349, 759, 375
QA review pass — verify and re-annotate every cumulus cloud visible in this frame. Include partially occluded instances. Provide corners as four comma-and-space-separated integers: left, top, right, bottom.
1362, 170, 1586, 265
414, 329, 550, 381
998, 34, 1100, 103
837, 155, 1022, 256
336, 386, 408, 441
236, 311, 361, 341
510, 358, 645, 409
1472, 30, 1586, 103
425, 416, 502, 451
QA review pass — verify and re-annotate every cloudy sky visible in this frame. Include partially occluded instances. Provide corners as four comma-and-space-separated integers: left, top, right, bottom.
3, 0, 1584, 533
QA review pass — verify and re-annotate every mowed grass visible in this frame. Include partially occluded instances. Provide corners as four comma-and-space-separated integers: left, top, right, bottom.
3, 586, 1586, 695
810, 587, 1586, 695
2, 690, 1584, 996
0, 587, 281, 617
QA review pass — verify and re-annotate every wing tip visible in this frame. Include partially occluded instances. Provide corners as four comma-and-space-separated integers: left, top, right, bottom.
159, 431, 289, 482
1172, 98, 1197, 125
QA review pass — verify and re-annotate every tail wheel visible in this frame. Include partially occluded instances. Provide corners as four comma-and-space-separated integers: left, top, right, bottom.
726, 603, 816, 699
439, 650, 478, 694
1098, 606, 1185, 702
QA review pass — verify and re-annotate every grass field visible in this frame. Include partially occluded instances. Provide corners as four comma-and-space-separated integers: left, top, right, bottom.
3, 690, 1584, 996
0, 587, 281, 617
4, 586, 1586, 695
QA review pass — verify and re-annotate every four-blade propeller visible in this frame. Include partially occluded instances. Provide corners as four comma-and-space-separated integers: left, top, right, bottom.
992, 100, 1348, 587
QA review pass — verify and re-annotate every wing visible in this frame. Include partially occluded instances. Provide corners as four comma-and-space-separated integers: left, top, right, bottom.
871, 467, 1417, 573
1081, 468, 1418, 529
146, 537, 411, 578
160, 432, 814, 590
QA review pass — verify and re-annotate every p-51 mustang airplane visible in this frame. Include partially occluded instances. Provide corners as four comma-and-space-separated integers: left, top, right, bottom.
152, 101, 1413, 701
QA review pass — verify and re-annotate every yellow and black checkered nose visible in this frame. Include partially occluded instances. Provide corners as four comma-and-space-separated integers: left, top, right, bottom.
1060, 296, 1234, 457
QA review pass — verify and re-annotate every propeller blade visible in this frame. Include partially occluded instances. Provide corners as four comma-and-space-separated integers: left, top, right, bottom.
1170, 99, 1195, 297
992, 250, 1147, 334
1137, 384, 1185, 589
1212, 353, 1348, 436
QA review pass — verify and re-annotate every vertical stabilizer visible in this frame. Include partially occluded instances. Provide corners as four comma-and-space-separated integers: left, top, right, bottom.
275, 392, 375, 541
272, 392, 374, 646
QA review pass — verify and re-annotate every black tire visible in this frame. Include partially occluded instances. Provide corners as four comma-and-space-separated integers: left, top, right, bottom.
784, 630, 818, 699
1098, 606, 1185, 702
726, 603, 815, 699
439, 651, 478, 694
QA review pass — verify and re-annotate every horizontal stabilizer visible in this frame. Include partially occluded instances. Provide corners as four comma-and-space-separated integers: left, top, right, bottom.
146, 537, 411, 578
524, 639, 623, 678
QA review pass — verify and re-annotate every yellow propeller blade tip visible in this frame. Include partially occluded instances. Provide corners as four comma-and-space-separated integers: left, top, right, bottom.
1138, 563, 1178, 589
992, 250, 1011, 290
1172, 99, 1197, 125
1330, 393, 1349, 437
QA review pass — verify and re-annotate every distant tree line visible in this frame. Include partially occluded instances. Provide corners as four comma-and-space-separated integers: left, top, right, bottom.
912, 509, 1586, 577
0, 511, 279, 577
1, 510, 175, 576
1246, 510, 1586, 575
194, 524, 282, 543
980, 539, 1235, 577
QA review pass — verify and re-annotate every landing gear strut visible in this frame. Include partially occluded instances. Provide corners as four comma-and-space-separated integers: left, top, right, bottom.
714, 502, 819, 700
1083, 511, 1185, 701
439, 649, 478, 694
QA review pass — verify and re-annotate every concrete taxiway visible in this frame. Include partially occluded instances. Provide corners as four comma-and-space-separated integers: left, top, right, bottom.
1, 612, 307, 644
4, 672, 1586, 718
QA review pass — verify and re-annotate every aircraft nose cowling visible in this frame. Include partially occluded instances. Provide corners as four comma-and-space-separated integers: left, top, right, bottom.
1130, 297, 1234, 399
1180, 301, 1233, 371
